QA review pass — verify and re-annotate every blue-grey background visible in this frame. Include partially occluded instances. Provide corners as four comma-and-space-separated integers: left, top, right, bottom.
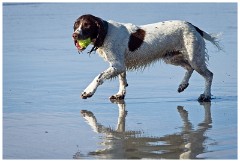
3, 3, 237, 159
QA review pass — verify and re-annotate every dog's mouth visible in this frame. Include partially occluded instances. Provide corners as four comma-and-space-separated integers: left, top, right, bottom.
72, 33, 87, 52
74, 39, 86, 52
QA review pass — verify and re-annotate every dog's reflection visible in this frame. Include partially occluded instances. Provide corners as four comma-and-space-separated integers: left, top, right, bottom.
78, 100, 212, 159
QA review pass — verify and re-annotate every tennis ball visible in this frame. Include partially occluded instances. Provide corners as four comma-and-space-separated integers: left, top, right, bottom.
78, 38, 91, 49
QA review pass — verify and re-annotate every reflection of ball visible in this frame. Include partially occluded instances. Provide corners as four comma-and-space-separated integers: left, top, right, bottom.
78, 38, 91, 49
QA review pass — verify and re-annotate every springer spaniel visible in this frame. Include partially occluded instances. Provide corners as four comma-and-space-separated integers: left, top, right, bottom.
72, 14, 221, 102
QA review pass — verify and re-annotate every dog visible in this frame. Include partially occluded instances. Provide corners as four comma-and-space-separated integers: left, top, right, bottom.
72, 14, 221, 102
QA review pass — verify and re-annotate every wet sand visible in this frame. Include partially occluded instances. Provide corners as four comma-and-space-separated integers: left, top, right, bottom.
3, 3, 237, 159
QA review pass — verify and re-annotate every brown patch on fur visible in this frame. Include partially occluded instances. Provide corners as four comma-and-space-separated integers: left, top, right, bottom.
128, 29, 146, 52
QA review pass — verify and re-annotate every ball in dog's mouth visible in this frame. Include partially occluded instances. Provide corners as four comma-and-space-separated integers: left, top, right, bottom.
75, 38, 91, 51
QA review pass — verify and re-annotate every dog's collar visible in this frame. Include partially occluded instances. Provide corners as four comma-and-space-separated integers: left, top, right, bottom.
89, 19, 108, 54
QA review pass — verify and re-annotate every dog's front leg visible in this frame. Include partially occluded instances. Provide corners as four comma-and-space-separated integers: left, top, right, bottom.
110, 72, 128, 100
81, 66, 125, 99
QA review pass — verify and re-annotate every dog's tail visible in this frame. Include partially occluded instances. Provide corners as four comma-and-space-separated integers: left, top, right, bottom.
189, 23, 223, 51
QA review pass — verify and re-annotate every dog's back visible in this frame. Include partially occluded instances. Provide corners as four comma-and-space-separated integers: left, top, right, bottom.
124, 20, 195, 70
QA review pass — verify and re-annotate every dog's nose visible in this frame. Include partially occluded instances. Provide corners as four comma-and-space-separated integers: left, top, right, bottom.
72, 33, 78, 40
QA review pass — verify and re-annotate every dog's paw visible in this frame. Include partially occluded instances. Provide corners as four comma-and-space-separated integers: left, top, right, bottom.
80, 110, 94, 117
198, 94, 211, 102
81, 92, 93, 99
109, 94, 125, 100
178, 83, 189, 93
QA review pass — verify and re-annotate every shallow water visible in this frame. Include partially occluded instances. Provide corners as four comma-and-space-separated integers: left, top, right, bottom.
3, 3, 237, 159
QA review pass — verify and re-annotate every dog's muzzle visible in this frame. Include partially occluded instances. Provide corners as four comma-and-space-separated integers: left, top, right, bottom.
72, 32, 86, 52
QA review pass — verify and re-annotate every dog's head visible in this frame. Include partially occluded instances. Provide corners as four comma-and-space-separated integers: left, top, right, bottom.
72, 14, 108, 53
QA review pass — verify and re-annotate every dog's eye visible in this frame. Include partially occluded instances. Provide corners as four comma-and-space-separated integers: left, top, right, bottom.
83, 22, 90, 28
73, 22, 80, 30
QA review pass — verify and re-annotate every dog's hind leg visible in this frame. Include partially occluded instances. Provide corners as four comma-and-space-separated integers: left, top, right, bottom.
194, 66, 213, 102
184, 32, 213, 102
178, 68, 194, 93
164, 51, 194, 93
110, 72, 128, 100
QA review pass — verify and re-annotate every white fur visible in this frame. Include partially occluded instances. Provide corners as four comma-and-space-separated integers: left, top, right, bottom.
81, 19, 221, 101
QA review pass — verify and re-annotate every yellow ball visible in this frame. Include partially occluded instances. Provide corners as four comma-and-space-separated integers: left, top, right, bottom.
78, 38, 91, 49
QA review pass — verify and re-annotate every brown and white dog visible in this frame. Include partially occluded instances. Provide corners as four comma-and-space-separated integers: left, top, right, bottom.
72, 14, 221, 102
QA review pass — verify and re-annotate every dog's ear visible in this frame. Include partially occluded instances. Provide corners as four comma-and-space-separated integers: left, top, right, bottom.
94, 17, 106, 48
88, 15, 108, 54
